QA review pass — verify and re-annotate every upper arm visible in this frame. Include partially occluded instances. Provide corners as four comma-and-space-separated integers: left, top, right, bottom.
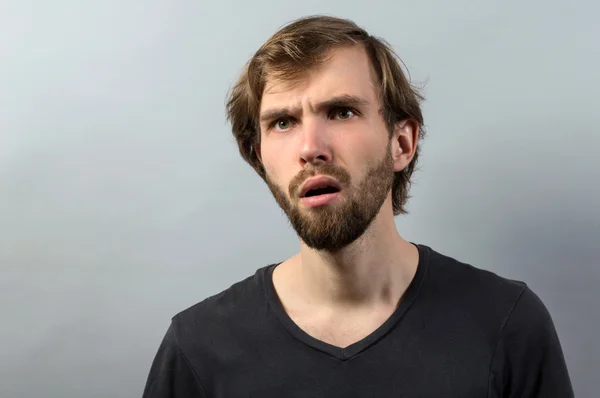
488, 286, 574, 398
142, 323, 207, 398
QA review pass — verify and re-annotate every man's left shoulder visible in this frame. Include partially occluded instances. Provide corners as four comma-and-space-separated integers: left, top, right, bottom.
420, 245, 548, 326
424, 245, 527, 302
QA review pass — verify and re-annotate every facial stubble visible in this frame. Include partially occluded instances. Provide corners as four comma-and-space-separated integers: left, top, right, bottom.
265, 143, 395, 252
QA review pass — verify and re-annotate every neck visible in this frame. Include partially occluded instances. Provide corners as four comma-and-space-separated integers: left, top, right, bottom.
288, 201, 419, 309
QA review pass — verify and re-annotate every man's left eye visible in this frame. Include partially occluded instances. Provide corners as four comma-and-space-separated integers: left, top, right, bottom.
334, 108, 354, 120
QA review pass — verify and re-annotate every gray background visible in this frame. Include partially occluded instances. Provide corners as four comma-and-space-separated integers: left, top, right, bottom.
1, 0, 598, 397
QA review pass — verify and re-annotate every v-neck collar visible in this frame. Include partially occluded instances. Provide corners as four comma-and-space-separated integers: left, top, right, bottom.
261, 243, 430, 361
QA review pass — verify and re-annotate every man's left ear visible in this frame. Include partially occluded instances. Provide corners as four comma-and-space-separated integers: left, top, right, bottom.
391, 119, 419, 172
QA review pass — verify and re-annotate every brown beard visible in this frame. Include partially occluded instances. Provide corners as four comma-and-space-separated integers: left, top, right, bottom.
264, 143, 395, 251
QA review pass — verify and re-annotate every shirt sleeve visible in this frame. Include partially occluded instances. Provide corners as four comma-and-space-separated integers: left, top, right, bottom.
488, 286, 574, 398
142, 323, 207, 398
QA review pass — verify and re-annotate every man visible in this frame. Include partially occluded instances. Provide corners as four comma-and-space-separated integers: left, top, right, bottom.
142, 15, 573, 397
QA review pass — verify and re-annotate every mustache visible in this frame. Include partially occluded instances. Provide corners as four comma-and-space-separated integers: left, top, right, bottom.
288, 164, 352, 198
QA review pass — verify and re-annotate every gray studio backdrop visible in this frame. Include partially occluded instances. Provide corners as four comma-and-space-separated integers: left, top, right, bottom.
1, 1, 598, 397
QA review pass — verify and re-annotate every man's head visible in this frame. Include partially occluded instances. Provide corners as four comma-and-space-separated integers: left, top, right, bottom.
226, 15, 425, 251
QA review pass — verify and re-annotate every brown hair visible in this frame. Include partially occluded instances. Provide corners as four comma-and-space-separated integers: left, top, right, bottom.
226, 15, 425, 215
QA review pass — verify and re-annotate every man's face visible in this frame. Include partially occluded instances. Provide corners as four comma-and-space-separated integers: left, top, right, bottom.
258, 45, 395, 251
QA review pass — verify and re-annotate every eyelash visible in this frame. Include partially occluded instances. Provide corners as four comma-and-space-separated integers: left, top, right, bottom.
269, 107, 360, 130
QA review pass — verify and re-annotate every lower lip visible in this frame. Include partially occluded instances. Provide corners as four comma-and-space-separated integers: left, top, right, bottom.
300, 192, 341, 208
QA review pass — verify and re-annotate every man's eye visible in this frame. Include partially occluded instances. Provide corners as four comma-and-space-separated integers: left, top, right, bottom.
334, 108, 355, 120
274, 119, 292, 131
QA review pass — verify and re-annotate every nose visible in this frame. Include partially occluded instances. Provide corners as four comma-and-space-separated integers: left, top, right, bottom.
298, 117, 332, 167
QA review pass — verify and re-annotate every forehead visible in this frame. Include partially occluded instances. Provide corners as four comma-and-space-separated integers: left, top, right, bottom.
260, 45, 379, 110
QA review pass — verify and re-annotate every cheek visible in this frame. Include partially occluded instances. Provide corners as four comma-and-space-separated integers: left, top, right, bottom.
261, 143, 296, 183
260, 144, 277, 176
340, 121, 386, 154
262, 158, 289, 192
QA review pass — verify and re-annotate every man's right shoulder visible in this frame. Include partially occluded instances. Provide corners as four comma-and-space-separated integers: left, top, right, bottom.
142, 266, 276, 398
168, 265, 273, 342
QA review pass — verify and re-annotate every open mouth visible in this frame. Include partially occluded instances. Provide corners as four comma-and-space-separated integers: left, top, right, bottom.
299, 178, 343, 208
303, 185, 341, 198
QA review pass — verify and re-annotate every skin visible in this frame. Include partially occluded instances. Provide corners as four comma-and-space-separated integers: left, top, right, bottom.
256, 45, 421, 348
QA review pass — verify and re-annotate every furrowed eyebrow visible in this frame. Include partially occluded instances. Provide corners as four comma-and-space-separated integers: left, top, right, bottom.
259, 109, 294, 125
259, 94, 370, 125
314, 95, 370, 113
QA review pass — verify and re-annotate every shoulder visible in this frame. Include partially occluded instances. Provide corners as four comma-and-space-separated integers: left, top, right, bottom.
420, 244, 527, 302
142, 265, 276, 397
417, 246, 573, 396
498, 284, 558, 343
169, 265, 272, 344
415, 244, 537, 332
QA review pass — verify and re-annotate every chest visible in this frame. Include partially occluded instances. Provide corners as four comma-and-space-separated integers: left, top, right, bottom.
204, 334, 492, 398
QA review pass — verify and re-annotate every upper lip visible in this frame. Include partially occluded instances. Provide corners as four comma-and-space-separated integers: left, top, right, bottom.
299, 176, 342, 198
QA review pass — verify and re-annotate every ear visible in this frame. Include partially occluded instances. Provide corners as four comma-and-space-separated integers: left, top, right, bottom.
391, 119, 419, 173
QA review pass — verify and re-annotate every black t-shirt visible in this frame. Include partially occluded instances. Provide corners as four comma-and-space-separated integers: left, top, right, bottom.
141, 244, 574, 397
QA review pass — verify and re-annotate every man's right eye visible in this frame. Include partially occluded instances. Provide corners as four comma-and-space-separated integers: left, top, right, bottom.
273, 119, 292, 131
